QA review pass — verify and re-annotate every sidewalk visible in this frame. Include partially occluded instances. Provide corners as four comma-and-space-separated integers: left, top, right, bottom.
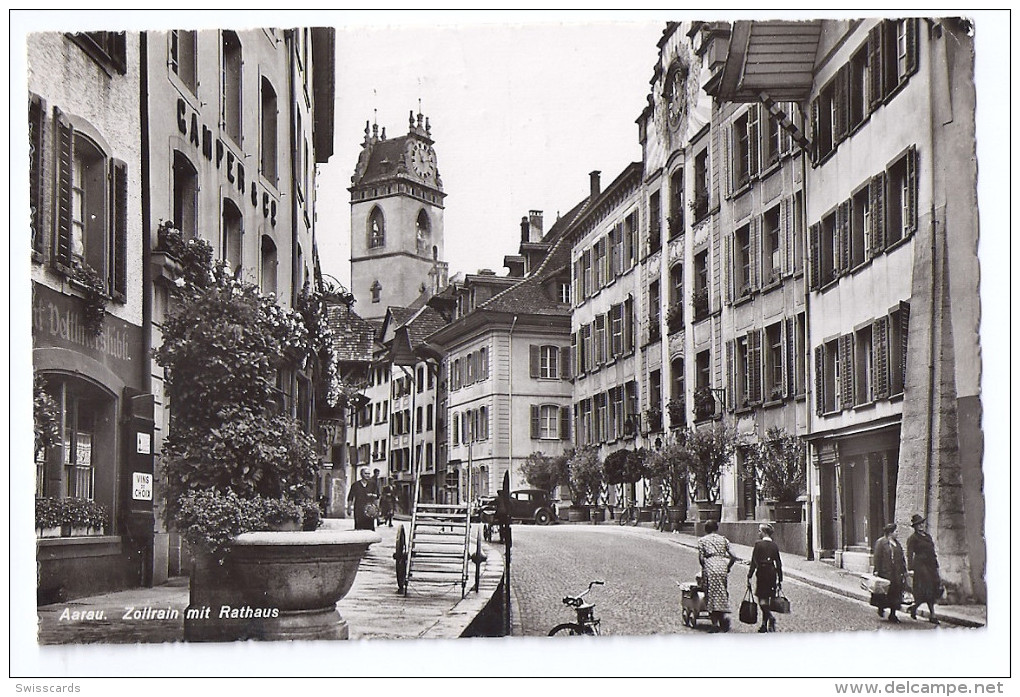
36, 517, 505, 644
584, 520, 986, 629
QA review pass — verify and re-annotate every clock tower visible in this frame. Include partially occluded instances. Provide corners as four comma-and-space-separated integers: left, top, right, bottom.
349, 110, 448, 320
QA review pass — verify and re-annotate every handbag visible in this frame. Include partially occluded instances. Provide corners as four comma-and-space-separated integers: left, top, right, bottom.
363, 501, 379, 519
766, 589, 792, 614
739, 587, 758, 624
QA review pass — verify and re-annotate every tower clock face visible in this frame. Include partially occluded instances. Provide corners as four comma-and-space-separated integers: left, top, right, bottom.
666, 65, 687, 129
410, 142, 436, 179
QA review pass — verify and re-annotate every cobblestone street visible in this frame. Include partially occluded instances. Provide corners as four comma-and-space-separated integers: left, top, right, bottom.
510, 525, 951, 637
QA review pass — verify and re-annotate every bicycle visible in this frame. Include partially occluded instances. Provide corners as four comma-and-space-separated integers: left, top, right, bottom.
653, 502, 675, 533
615, 500, 640, 526
548, 580, 605, 636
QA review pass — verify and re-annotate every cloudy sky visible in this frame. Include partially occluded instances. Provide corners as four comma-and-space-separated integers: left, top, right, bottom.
317, 16, 665, 289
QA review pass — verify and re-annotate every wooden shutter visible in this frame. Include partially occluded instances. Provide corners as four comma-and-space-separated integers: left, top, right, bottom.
482, 347, 489, 379
872, 315, 890, 400
725, 340, 735, 411
30, 95, 45, 257
749, 216, 760, 291
834, 64, 850, 143
870, 171, 887, 255
110, 158, 128, 301
572, 331, 581, 376
868, 23, 885, 109
905, 18, 919, 78
779, 320, 789, 399
624, 296, 634, 353
779, 197, 789, 277
748, 105, 760, 178
529, 345, 540, 378
906, 145, 918, 233
530, 405, 540, 440
723, 234, 733, 304
808, 223, 821, 290
809, 98, 819, 163
838, 199, 852, 274
53, 107, 74, 270
785, 316, 796, 397
839, 334, 854, 410
814, 345, 825, 415
748, 329, 762, 404
899, 301, 911, 390
560, 406, 571, 440
573, 259, 581, 305
560, 345, 571, 380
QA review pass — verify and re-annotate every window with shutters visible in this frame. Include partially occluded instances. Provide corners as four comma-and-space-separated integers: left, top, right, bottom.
889, 303, 909, 396
623, 296, 635, 353
734, 336, 750, 408
68, 32, 127, 75
794, 313, 807, 395
595, 394, 609, 443
593, 316, 607, 367
649, 190, 662, 254
764, 322, 784, 402
696, 350, 711, 392
734, 223, 752, 298
854, 325, 874, 405
260, 77, 278, 185
30, 96, 46, 259
692, 149, 710, 222
732, 109, 752, 190
761, 106, 782, 170
452, 412, 460, 445
171, 30, 198, 95
762, 205, 781, 286
624, 382, 639, 437
813, 80, 835, 162
822, 338, 840, 413
884, 18, 918, 94
819, 210, 837, 288
792, 191, 804, 275
581, 249, 592, 298
625, 211, 638, 267
849, 45, 870, 131
610, 304, 624, 357
609, 387, 625, 441
850, 185, 871, 268
648, 280, 661, 342
885, 147, 917, 248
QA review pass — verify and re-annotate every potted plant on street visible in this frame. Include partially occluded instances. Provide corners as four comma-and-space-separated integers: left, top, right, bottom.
647, 434, 692, 527
744, 426, 806, 522
156, 236, 378, 642
567, 446, 603, 523
684, 423, 737, 522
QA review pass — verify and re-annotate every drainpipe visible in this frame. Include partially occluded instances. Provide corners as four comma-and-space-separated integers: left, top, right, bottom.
507, 315, 519, 492
799, 103, 815, 561
139, 32, 152, 395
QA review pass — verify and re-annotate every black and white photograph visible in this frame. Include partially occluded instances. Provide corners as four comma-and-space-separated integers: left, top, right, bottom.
10, 9, 1011, 688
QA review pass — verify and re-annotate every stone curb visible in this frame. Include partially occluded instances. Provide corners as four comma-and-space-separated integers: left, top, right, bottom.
420, 540, 505, 639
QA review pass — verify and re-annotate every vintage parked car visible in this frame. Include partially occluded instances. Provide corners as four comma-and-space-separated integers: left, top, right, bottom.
508, 489, 558, 525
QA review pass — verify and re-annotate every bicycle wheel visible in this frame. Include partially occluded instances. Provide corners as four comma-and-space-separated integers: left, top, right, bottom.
628, 507, 640, 526
548, 623, 594, 636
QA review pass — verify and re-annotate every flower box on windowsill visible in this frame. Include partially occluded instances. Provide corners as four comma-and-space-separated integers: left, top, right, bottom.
151, 250, 184, 285
37, 526, 61, 539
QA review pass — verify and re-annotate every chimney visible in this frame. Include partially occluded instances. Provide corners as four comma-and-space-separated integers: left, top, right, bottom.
529, 210, 544, 242
590, 170, 601, 200
520, 216, 530, 242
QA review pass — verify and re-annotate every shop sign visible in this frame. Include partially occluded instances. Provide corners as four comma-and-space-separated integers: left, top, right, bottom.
132, 472, 153, 501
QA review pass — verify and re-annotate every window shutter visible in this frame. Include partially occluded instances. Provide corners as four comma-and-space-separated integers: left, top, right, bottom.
785, 316, 796, 397
110, 158, 128, 301
748, 329, 762, 404
809, 222, 821, 290
572, 331, 580, 377
529, 345, 540, 378
839, 334, 855, 410
869, 172, 887, 255
906, 145, 918, 233
872, 315, 890, 400
748, 104, 760, 178
560, 345, 571, 380
560, 406, 571, 440
482, 348, 489, 379
838, 200, 852, 274
899, 301, 911, 390
834, 64, 850, 143
905, 18, 919, 78
30, 95, 46, 257
779, 196, 789, 276
725, 340, 735, 411
723, 234, 733, 304
809, 98, 819, 163
530, 405, 540, 439
573, 259, 581, 305
624, 296, 634, 353
749, 216, 760, 291
814, 345, 825, 415
53, 107, 74, 270
868, 23, 885, 109
452, 413, 459, 445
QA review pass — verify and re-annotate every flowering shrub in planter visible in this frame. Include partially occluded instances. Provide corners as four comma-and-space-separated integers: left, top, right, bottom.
683, 423, 737, 504
567, 446, 603, 508
35, 497, 63, 532
744, 426, 806, 504
35, 497, 108, 536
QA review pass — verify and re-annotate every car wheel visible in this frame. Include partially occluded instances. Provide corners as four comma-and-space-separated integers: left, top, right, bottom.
534, 508, 552, 526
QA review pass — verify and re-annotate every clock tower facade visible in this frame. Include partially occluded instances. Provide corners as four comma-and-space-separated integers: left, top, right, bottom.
349, 110, 448, 320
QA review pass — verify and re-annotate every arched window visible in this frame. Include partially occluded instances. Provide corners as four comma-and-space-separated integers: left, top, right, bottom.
173, 151, 198, 240
260, 77, 277, 185
222, 199, 243, 275
416, 209, 430, 253
260, 235, 277, 296
368, 207, 385, 249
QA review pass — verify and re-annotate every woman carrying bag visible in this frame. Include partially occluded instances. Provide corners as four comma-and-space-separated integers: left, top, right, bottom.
748, 523, 784, 633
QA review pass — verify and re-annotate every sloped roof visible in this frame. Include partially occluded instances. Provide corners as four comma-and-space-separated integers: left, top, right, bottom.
327, 304, 376, 363
402, 305, 449, 350
351, 136, 411, 187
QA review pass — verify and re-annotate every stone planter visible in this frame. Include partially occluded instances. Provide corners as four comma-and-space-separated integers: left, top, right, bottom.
667, 505, 686, 527
566, 507, 588, 523
589, 507, 605, 524
184, 528, 380, 642
695, 501, 722, 522
37, 526, 61, 538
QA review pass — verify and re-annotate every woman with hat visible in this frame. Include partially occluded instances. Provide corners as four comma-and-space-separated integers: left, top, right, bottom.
906, 513, 941, 625
872, 523, 908, 623
747, 522, 784, 633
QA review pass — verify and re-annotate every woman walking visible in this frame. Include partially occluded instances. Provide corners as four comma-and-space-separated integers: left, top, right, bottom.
872, 523, 908, 623
748, 522, 784, 633
906, 514, 941, 625
697, 520, 739, 633
347, 467, 379, 531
